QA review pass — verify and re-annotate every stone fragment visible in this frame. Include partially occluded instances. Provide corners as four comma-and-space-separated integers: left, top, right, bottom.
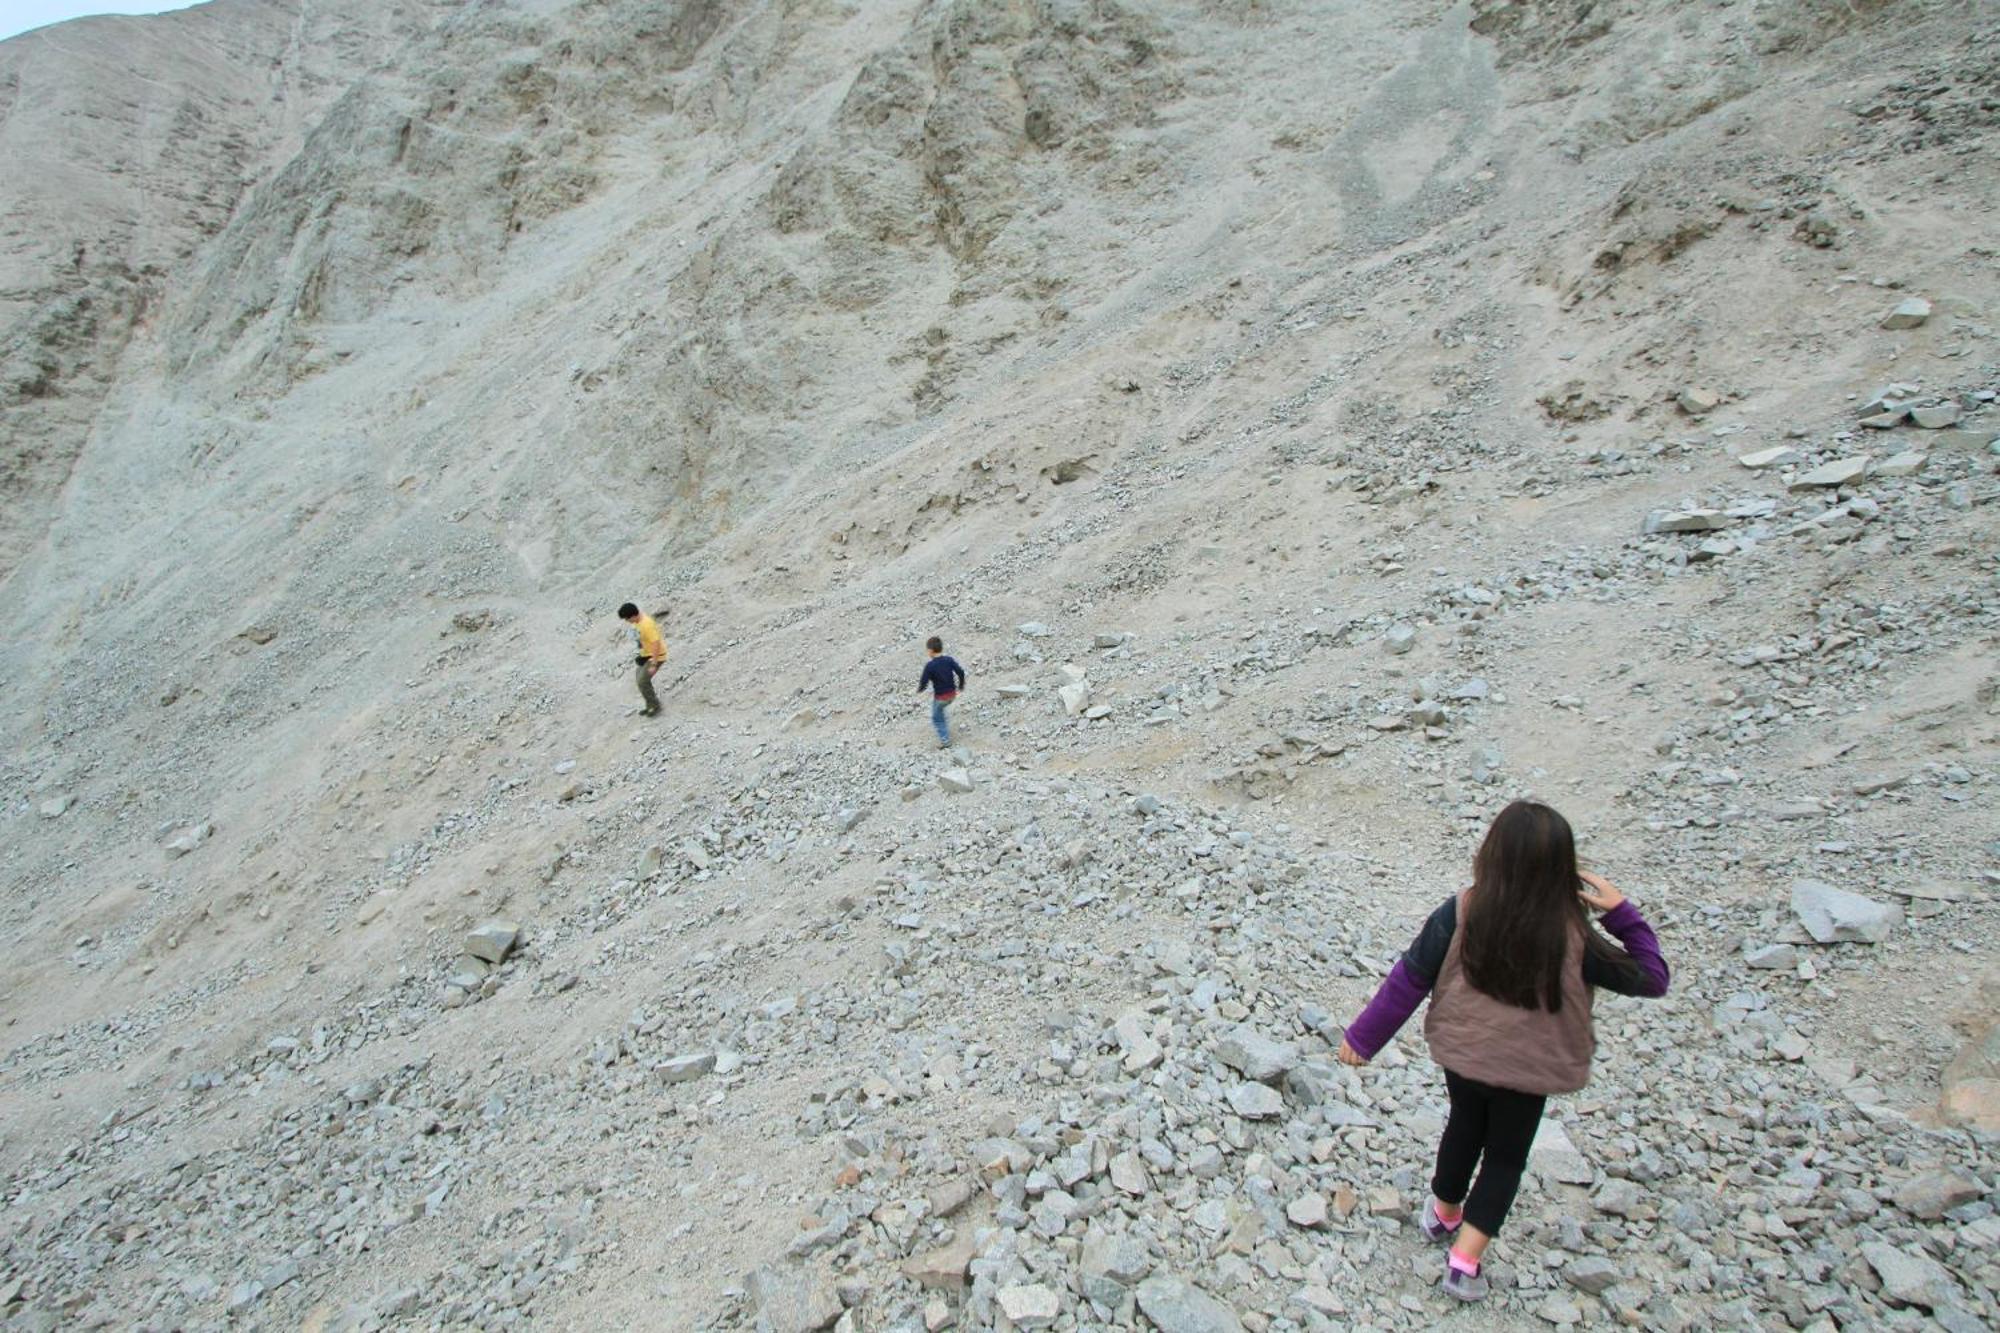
1894, 1169, 1983, 1221
1875, 450, 1928, 476
1382, 624, 1416, 655
1738, 446, 1801, 469
937, 769, 975, 794
1789, 457, 1869, 489
1226, 1082, 1284, 1119
1676, 387, 1721, 415
1214, 1025, 1299, 1083
1531, 1118, 1594, 1185
1879, 296, 1932, 329
996, 1284, 1060, 1328
1080, 1228, 1151, 1288
1535, 1295, 1583, 1325
1643, 508, 1728, 534
1853, 773, 1908, 795
1093, 632, 1130, 649
656, 1052, 717, 1084
901, 1235, 977, 1291
1114, 1013, 1164, 1073
1744, 943, 1797, 970
1912, 403, 1962, 429
1135, 1275, 1244, 1333
1285, 1193, 1328, 1229
1057, 682, 1091, 716
38, 795, 72, 819
163, 822, 213, 857
1860, 1242, 1960, 1309
927, 1179, 974, 1219
1791, 880, 1902, 944
463, 919, 520, 963
1564, 1256, 1621, 1296
747, 1265, 843, 1332
1860, 409, 1909, 428
1018, 622, 1053, 638
1110, 1150, 1150, 1196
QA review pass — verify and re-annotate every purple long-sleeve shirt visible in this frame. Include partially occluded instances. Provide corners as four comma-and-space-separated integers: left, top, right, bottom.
1343, 898, 1669, 1061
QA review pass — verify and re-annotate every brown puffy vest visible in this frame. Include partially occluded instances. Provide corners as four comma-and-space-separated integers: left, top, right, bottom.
1423, 891, 1596, 1095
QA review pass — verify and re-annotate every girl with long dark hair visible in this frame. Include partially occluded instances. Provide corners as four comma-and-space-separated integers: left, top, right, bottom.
1338, 800, 1670, 1301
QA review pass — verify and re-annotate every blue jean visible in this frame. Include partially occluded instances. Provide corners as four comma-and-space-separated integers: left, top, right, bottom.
931, 697, 952, 743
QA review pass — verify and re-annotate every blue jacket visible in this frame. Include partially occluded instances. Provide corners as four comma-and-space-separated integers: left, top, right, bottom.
919, 655, 966, 697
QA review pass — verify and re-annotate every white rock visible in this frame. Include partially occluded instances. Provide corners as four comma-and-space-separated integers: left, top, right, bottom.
1791, 880, 1902, 944
995, 1283, 1060, 1327
1738, 446, 1801, 469
1789, 457, 1869, 489
1226, 1082, 1284, 1119
1530, 1117, 1594, 1185
463, 919, 520, 963
656, 1052, 717, 1084
1879, 296, 1931, 330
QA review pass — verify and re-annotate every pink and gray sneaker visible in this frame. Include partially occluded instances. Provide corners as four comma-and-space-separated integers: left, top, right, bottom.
1416, 1201, 1462, 1243
1441, 1252, 1490, 1302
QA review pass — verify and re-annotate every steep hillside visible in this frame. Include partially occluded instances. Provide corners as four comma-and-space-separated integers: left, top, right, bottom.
1, 1, 1996, 1330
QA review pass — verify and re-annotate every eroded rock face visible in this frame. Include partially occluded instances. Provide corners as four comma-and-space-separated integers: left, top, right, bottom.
0, 0, 449, 575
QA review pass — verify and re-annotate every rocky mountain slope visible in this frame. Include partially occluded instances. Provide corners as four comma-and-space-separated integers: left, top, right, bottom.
0, 0, 1996, 1330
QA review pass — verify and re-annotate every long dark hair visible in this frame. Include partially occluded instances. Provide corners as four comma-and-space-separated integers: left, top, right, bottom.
1460, 800, 1626, 1012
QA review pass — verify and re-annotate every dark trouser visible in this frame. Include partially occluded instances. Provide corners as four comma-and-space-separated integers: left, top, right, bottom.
635, 657, 661, 714
1432, 1069, 1547, 1237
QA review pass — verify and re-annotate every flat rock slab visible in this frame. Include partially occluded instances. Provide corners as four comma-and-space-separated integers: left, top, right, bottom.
1644, 508, 1729, 534
1790, 457, 1869, 489
1136, 1275, 1244, 1333
1893, 1168, 1982, 1220
1792, 880, 1901, 944
655, 1051, 717, 1084
1860, 1242, 1960, 1309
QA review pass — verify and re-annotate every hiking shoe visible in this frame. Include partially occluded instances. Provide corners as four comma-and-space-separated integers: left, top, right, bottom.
1416, 1202, 1461, 1243
937, 738, 952, 749
1440, 1264, 1489, 1302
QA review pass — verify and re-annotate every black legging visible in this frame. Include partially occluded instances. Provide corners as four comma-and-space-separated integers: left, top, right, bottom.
1432, 1069, 1548, 1236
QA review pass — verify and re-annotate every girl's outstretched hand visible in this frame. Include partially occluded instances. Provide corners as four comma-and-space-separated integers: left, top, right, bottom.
1578, 871, 1626, 913
1337, 1038, 1368, 1067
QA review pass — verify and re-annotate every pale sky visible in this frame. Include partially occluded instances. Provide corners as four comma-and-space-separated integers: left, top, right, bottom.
0, 1, 208, 43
